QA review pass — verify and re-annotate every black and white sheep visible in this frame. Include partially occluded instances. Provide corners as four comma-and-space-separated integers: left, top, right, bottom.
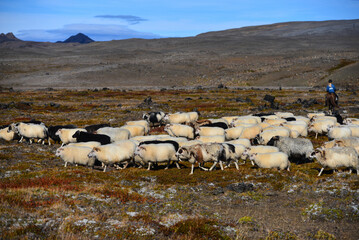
267, 136, 314, 163
0, 125, 19, 141
55, 128, 87, 146
143, 111, 166, 127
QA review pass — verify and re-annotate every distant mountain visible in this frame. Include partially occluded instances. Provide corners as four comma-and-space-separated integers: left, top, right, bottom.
59, 33, 94, 44
0, 32, 21, 43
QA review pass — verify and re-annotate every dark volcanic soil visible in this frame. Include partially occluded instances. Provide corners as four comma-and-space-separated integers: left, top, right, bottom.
0, 20, 359, 90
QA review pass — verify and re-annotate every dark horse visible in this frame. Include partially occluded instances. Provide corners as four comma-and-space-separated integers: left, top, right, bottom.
325, 93, 339, 114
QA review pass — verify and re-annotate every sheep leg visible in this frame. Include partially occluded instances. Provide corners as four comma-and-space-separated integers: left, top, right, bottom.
318, 168, 324, 176
209, 162, 218, 171
175, 162, 181, 169
315, 132, 318, 139
190, 164, 195, 175
48, 137, 51, 146
199, 163, 210, 171
103, 165, 107, 172
348, 169, 352, 174
219, 161, 224, 171
37, 139, 42, 143
64, 162, 68, 167
122, 162, 129, 169
29, 139, 33, 144
251, 160, 255, 166
234, 161, 239, 170
147, 162, 152, 171
19, 136, 24, 143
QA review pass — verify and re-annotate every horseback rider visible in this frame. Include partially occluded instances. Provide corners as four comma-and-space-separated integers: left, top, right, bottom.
326, 79, 339, 104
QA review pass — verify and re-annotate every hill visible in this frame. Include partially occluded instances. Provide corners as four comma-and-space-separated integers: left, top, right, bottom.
0, 19, 358, 90
0, 32, 21, 43
60, 33, 94, 44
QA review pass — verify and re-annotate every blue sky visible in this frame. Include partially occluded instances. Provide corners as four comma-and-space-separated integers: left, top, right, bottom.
1, 0, 358, 42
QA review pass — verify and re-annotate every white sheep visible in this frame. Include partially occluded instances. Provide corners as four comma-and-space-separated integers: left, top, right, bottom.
258, 128, 290, 145
97, 127, 130, 142
178, 140, 203, 147
243, 145, 279, 164
11, 122, 48, 144
163, 112, 191, 124
56, 145, 95, 167
311, 115, 338, 124
275, 112, 294, 118
125, 120, 150, 135
311, 147, 359, 176
307, 112, 325, 119
120, 125, 146, 137
231, 116, 261, 126
294, 116, 310, 125
264, 118, 287, 126
221, 116, 240, 125
164, 124, 195, 139
343, 118, 359, 125
224, 126, 244, 140
0, 126, 16, 141
197, 135, 225, 143
238, 124, 262, 140
196, 126, 225, 137
346, 125, 359, 137
249, 152, 290, 171
225, 138, 251, 148
308, 119, 335, 139
323, 137, 359, 154
327, 126, 352, 140
55, 128, 86, 146
88, 140, 137, 172
188, 111, 199, 122
134, 143, 179, 170
282, 122, 308, 137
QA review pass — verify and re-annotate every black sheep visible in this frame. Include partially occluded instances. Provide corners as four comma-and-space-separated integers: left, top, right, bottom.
72, 131, 111, 145
85, 123, 110, 133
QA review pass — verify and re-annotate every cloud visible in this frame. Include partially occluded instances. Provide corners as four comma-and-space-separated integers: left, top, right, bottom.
17, 23, 161, 42
95, 15, 148, 25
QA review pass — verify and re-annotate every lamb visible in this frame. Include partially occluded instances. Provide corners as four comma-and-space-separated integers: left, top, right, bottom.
56, 145, 96, 168
311, 147, 359, 176
143, 111, 166, 127
85, 123, 110, 133
249, 152, 290, 171
55, 128, 86, 146
308, 119, 335, 139
176, 143, 225, 174
323, 137, 359, 154
125, 120, 150, 135
47, 124, 77, 145
96, 127, 130, 142
72, 131, 112, 145
267, 136, 314, 163
10, 122, 48, 144
120, 125, 146, 137
0, 125, 18, 141
164, 124, 195, 139
327, 126, 352, 140
257, 128, 290, 145
134, 143, 179, 170
88, 140, 137, 172
196, 126, 225, 137
197, 135, 225, 143
224, 126, 244, 140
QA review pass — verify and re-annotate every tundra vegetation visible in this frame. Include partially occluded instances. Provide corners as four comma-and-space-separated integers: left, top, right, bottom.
0, 88, 358, 239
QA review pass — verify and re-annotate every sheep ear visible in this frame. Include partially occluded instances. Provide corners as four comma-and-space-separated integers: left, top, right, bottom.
93, 147, 100, 152
334, 140, 343, 147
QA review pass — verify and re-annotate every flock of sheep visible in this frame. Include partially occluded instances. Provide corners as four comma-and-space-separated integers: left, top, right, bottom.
1, 111, 359, 176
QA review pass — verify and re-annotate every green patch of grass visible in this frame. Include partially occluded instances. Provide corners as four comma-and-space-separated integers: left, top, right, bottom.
265, 230, 297, 240
312, 230, 336, 240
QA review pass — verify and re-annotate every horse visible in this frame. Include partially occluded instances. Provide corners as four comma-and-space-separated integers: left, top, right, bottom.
325, 93, 339, 114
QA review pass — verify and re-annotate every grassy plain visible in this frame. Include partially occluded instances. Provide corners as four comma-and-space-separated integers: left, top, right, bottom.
0, 88, 358, 239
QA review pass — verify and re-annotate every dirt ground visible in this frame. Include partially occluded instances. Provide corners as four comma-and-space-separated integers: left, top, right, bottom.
0, 88, 358, 239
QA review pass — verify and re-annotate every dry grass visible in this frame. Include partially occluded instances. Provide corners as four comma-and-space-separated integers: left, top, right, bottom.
0, 88, 358, 239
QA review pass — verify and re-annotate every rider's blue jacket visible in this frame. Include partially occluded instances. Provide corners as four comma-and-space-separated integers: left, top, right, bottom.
326, 84, 336, 93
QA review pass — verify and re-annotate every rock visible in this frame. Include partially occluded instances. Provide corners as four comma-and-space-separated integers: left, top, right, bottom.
264, 94, 275, 103
226, 183, 254, 193
211, 187, 225, 195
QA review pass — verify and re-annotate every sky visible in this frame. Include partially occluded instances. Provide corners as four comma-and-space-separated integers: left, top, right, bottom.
0, 0, 359, 42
